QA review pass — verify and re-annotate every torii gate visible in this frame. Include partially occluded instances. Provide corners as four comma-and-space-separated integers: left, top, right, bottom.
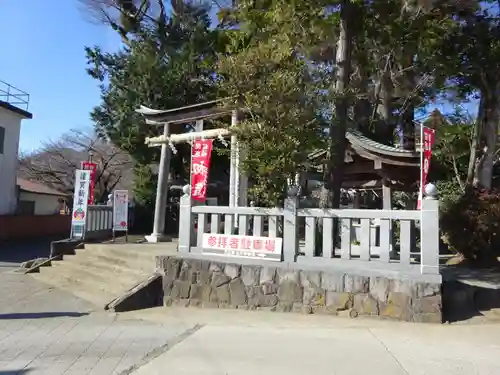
136, 99, 248, 243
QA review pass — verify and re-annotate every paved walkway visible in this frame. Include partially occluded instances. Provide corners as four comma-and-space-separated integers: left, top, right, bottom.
0, 243, 190, 375
122, 308, 500, 375
2, 239, 500, 374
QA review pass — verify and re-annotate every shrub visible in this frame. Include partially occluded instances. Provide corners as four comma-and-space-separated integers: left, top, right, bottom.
440, 188, 500, 263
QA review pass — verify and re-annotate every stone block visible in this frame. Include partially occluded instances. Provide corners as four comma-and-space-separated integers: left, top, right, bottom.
163, 257, 182, 280
212, 271, 231, 287
261, 283, 278, 295
229, 278, 247, 306
390, 279, 416, 297
413, 313, 442, 324
163, 278, 174, 296
325, 291, 352, 311
345, 275, 369, 293
369, 277, 390, 302
380, 292, 412, 320
413, 295, 442, 315
278, 281, 303, 304
246, 286, 264, 307
170, 280, 191, 299
275, 303, 293, 313
321, 272, 345, 292
300, 271, 321, 288
189, 284, 204, 300
178, 261, 190, 281
277, 269, 300, 283
416, 282, 441, 298
209, 262, 224, 273
241, 265, 261, 286
303, 287, 325, 307
224, 263, 241, 279
173, 299, 190, 307
353, 294, 379, 316
260, 266, 277, 284
215, 284, 231, 305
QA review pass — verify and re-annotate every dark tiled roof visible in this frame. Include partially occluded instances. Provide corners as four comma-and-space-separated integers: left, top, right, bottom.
17, 178, 68, 197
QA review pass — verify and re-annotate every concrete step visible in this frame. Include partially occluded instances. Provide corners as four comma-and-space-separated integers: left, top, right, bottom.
68, 249, 156, 274
84, 243, 175, 267
31, 268, 117, 308
38, 261, 127, 296
51, 257, 148, 292
29, 242, 176, 309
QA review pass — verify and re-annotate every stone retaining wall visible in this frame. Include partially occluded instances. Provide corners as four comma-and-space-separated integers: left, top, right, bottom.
156, 256, 442, 323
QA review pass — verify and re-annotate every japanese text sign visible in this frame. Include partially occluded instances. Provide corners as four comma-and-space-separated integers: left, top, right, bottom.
191, 139, 213, 202
82, 161, 97, 205
202, 233, 283, 261
417, 127, 436, 210
71, 170, 91, 238
113, 190, 129, 231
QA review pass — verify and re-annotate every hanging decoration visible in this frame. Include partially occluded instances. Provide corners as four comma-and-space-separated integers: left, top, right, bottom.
191, 139, 214, 202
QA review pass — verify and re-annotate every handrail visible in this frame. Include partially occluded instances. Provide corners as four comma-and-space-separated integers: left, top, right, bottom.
0, 80, 30, 111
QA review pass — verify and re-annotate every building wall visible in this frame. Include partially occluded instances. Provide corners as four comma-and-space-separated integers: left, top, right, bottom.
0, 214, 71, 241
0, 107, 22, 214
18, 192, 62, 215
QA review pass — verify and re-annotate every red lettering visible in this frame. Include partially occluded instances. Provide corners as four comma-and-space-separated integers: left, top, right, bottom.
241, 238, 252, 249
218, 236, 228, 249
229, 237, 239, 249
264, 239, 276, 252
253, 239, 263, 250
207, 236, 217, 247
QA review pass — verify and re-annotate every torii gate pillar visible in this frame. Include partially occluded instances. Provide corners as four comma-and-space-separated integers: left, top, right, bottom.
145, 123, 172, 243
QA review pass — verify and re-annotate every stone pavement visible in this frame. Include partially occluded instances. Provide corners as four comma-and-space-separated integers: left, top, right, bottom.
0, 251, 192, 375
120, 307, 500, 375
2, 239, 500, 375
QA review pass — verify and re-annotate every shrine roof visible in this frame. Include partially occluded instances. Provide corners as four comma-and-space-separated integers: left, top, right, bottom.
308, 129, 419, 167
136, 98, 236, 125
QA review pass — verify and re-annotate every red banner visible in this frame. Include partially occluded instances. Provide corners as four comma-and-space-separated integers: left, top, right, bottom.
191, 139, 213, 202
81, 161, 97, 205
417, 127, 436, 209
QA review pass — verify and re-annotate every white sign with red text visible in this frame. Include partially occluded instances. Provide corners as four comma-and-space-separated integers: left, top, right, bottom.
202, 233, 283, 261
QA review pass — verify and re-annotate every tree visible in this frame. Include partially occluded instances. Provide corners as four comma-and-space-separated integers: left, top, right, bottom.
19, 129, 133, 203
85, 2, 228, 210
216, 0, 329, 206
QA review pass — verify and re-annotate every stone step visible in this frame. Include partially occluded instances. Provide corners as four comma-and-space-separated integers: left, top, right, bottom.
84, 243, 174, 266
51, 256, 149, 292
31, 268, 117, 308
38, 260, 127, 296
68, 249, 156, 274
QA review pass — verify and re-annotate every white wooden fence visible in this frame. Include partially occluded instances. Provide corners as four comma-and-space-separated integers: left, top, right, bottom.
178, 185, 440, 276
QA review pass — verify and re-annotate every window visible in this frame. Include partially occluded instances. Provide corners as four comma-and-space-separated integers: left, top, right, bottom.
0, 126, 4, 154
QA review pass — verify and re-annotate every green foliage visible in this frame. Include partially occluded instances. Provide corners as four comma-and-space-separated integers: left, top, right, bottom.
441, 188, 500, 263
216, 0, 330, 206
86, 4, 224, 213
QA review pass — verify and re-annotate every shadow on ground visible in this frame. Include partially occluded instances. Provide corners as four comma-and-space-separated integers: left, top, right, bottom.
0, 312, 89, 320
442, 265, 500, 323
0, 236, 64, 267
0, 370, 32, 374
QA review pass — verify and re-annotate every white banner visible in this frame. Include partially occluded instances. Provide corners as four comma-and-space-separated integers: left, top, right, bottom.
113, 190, 129, 231
202, 233, 283, 261
71, 169, 91, 238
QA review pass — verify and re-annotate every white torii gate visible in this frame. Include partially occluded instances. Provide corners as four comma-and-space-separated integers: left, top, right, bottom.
136, 100, 247, 243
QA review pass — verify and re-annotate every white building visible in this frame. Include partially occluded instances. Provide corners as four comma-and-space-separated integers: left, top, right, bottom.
16, 178, 68, 215
0, 80, 32, 214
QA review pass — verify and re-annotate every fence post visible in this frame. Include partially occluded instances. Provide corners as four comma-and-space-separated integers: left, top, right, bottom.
283, 186, 299, 263
420, 183, 439, 275
178, 185, 192, 254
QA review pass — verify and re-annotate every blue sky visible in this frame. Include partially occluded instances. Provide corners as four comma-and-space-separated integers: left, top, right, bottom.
0, 0, 120, 152
0, 0, 480, 153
